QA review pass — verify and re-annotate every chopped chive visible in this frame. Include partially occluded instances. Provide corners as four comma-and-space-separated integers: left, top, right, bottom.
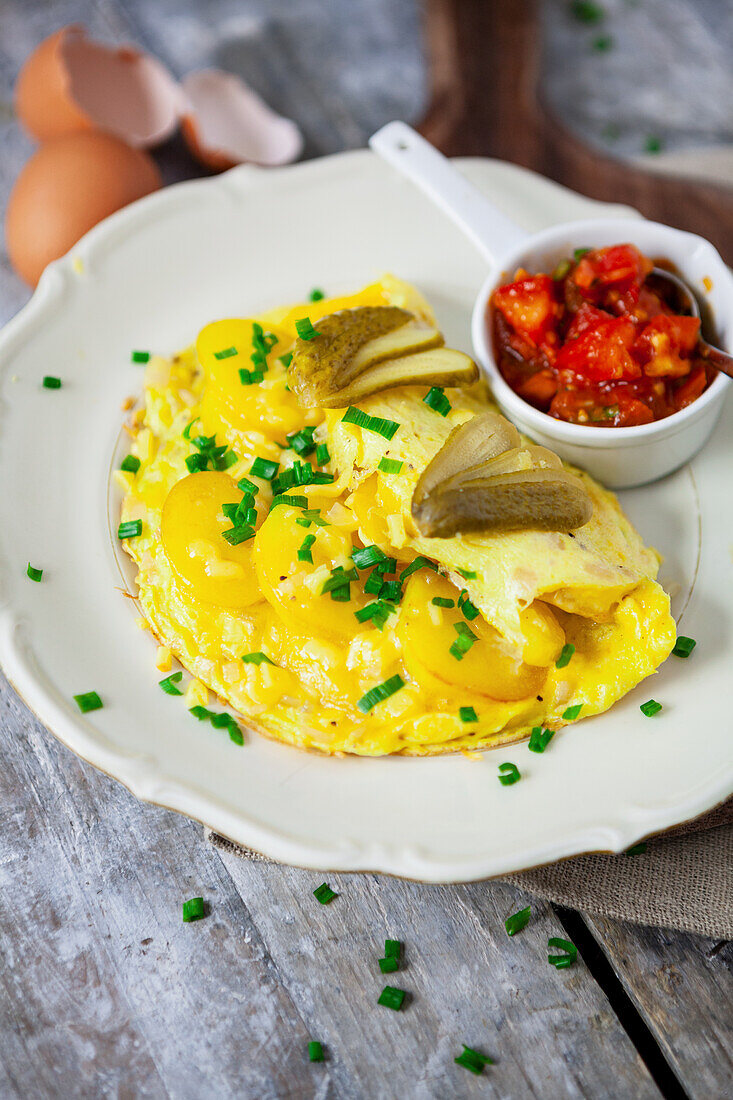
672, 636, 696, 658
308, 1041, 324, 1062
309, 288, 325, 301
640, 699, 662, 717
375, 557, 397, 574
573, 248, 590, 262
189, 705, 214, 720
270, 494, 308, 510
182, 896, 205, 922
357, 674, 405, 714
454, 1046, 494, 1074
449, 621, 478, 661
120, 454, 141, 474
384, 938, 401, 959
287, 426, 317, 457
26, 563, 43, 582
378, 457, 404, 474
562, 703, 583, 721
363, 570, 384, 596
458, 590, 479, 621
570, 0, 604, 24
341, 406, 399, 440
379, 956, 399, 973
423, 386, 451, 417
315, 443, 330, 466
457, 568, 477, 580
250, 457, 279, 480
221, 525, 255, 546
553, 258, 572, 281
352, 544, 387, 570
214, 345, 238, 360
548, 937, 577, 969
321, 566, 359, 595
74, 691, 102, 713
279, 352, 293, 368
644, 135, 663, 155
131, 350, 150, 363
498, 762, 521, 786
378, 580, 402, 603
354, 600, 396, 630
505, 906, 531, 936
242, 651, 275, 666
159, 671, 183, 696
592, 33, 613, 51
555, 643, 575, 669
432, 596, 454, 608
528, 726, 554, 753
117, 520, 142, 540
399, 556, 438, 582
239, 368, 264, 385
237, 477, 259, 496
42, 375, 62, 389
298, 534, 316, 563
188, 706, 243, 745
295, 317, 320, 341
185, 453, 208, 473
313, 882, 337, 905
625, 842, 648, 856
459, 705, 478, 723
377, 986, 405, 1011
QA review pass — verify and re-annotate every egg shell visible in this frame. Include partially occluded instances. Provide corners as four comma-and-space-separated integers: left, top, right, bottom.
180, 69, 303, 171
14, 25, 182, 148
5, 131, 162, 287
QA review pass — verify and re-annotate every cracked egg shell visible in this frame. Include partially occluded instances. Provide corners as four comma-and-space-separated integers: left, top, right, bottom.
180, 69, 303, 171
15, 25, 182, 148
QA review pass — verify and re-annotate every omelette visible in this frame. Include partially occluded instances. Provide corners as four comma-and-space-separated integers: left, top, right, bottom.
117, 276, 676, 756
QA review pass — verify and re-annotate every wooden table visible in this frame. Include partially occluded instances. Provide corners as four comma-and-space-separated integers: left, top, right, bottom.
0, 2, 731, 1096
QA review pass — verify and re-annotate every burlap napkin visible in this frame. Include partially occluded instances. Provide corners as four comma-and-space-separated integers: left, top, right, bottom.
208, 799, 733, 940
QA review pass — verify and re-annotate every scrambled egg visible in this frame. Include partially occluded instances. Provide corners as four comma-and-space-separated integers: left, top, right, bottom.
118, 277, 676, 756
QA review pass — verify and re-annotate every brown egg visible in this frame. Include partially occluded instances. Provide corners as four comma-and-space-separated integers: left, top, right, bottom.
5, 131, 162, 287
15, 25, 181, 147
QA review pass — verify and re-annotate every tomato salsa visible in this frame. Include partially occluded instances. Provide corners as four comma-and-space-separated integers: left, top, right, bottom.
490, 243, 716, 427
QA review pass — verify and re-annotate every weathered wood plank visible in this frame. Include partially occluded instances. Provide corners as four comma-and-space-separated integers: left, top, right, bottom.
585, 915, 733, 1099
215, 849, 660, 1100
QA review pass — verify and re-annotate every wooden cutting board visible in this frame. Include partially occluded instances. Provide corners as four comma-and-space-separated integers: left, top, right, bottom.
421, 0, 733, 261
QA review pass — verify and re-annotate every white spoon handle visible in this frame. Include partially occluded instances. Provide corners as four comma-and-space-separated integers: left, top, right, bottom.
369, 121, 527, 266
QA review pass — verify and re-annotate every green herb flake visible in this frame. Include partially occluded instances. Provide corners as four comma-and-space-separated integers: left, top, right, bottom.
309, 288, 325, 301
298, 534, 316, 563
250, 457, 280, 481
188, 706, 243, 745
548, 937, 578, 969
352, 544, 387, 570
672, 635, 696, 658
159, 671, 183, 696
287, 426, 317, 457
357, 674, 405, 714
570, 0, 604, 24
399, 556, 438, 582
423, 386, 452, 417
562, 703, 583, 721
449, 621, 478, 661
454, 1046, 494, 1074
377, 986, 406, 1011
457, 568, 477, 580
315, 443, 330, 466
379, 956, 399, 973
313, 882, 337, 905
640, 699, 662, 717
555, 643, 575, 669
573, 248, 591, 262
645, 135, 663, 155
592, 33, 613, 51
505, 906, 531, 936
279, 352, 293, 368
182, 896, 205, 922
74, 691, 103, 714
459, 706, 478, 723
270, 493, 308, 510
120, 455, 141, 474
308, 1040, 324, 1062
295, 317, 320, 341
131, 350, 150, 363
214, 345, 238, 360
242, 651, 275, 666
341, 406, 400, 440
498, 762, 521, 786
221, 525, 255, 546
26, 563, 43, 582
42, 375, 62, 389
117, 520, 142, 540
384, 938, 401, 959
432, 596, 454, 608
528, 726, 555, 754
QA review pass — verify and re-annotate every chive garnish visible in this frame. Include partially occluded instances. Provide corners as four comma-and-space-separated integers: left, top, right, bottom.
592, 34, 613, 51
237, 477, 259, 496
457, 589, 479, 621
221, 525, 255, 546
449, 621, 478, 661
645, 135, 663, 155
214, 345, 238, 360
378, 457, 404, 474
321, 566, 359, 596
42, 375, 62, 389
570, 0, 604, 22
505, 906, 531, 936
117, 520, 142, 540
185, 453, 207, 473
182, 897, 205, 922
625, 842, 647, 856
454, 1046, 494, 1074
672, 635, 696, 658
131, 350, 150, 363
363, 570, 384, 596
573, 247, 590, 262
457, 568, 477, 580
159, 671, 183, 696
309, 288, 325, 301
295, 317, 320, 341
239, 368, 264, 385
74, 691, 102, 713
555, 643, 575, 669
313, 882, 337, 905
562, 703, 583, 721
423, 386, 451, 417
183, 418, 200, 441
341, 406, 400, 440
498, 762, 521, 786
377, 986, 406, 1011
432, 596, 454, 608
279, 352, 293, 368
270, 494, 308, 509
352, 545, 386, 570
379, 956, 399, 973
242, 651, 275, 665
188, 706, 243, 745
26, 563, 43, 582
640, 699, 662, 717
384, 938, 401, 959
250, 457, 279, 480
459, 706, 478, 723
399, 556, 438, 582
120, 455, 141, 474
548, 937, 578, 969
315, 443, 330, 466
357, 674, 405, 714
528, 726, 554, 753
287, 426, 317, 457
354, 600, 396, 630
298, 534, 316, 563
308, 1041, 324, 1062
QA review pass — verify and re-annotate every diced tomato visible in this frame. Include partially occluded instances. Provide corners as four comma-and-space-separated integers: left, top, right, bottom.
633, 315, 700, 377
572, 244, 653, 312
630, 285, 673, 323
564, 302, 611, 342
673, 364, 707, 410
492, 274, 558, 345
555, 317, 640, 382
515, 368, 558, 408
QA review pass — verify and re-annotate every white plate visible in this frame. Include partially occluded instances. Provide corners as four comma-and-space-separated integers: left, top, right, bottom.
0, 150, 731, 881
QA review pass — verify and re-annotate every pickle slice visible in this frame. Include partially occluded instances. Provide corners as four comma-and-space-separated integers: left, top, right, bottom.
413, 412, 520, 506
322, 347, 477, 407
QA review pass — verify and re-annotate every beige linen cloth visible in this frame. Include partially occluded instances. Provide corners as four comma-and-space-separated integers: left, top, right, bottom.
208, 799, 733, 940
